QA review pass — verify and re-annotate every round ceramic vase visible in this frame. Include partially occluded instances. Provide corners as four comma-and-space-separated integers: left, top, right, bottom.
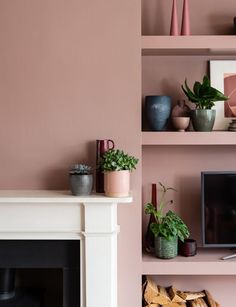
70, 174, 93, 196
104, 170, 130, 197
191, 109, 216, 131
154, 236, 178, 259
145, 96, 172, 131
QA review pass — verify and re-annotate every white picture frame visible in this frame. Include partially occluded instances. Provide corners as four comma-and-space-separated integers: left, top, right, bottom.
210, 60, 236, 130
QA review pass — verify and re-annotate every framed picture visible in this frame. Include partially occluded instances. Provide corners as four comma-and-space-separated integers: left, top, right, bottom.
210, 61, 236, 130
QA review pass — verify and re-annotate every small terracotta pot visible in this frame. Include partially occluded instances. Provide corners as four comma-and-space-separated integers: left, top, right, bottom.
104, 170, 130, 197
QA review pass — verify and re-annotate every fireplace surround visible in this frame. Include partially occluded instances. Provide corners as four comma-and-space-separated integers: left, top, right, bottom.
0, 190, 132, 307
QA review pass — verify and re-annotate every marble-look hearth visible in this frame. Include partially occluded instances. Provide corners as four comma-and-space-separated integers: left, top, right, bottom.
0, 191, 132, 307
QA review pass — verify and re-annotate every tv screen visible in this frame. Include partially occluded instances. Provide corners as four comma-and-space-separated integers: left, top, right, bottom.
202, 171, 236, 247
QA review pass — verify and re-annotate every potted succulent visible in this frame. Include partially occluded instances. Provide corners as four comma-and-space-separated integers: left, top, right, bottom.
145, 182, 189, 259
181, 75, 228, 131
69, 164, 93, 196
100, 149, 138, 197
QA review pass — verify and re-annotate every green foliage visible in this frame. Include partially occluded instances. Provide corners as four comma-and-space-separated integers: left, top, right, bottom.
145, 182, 189, 242
181, 75, 228, 110
69, 164, 92, 175
100, 149, 139, 171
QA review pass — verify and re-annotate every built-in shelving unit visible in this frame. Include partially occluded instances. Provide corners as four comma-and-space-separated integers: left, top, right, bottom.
141, 7, 236, 302
142, 131, 236, 146
142, 249, 236, 275
142, 35, 236, 56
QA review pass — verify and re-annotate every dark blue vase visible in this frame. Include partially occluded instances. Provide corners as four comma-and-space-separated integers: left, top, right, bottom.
145, 96, 172, 131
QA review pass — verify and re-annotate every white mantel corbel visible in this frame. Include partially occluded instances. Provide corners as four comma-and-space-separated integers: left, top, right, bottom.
0, 190, 132, 307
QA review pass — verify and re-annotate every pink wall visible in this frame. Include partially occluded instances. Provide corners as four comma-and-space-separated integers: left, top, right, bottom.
142, 0, 236, 35
0, 1, 141, 306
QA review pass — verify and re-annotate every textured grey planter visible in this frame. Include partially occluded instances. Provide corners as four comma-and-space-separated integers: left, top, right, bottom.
70, 174, 93, 196
191, 109, 216, 131
154, 236, 178, 259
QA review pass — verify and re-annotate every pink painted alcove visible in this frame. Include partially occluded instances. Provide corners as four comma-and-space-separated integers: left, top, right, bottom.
142, 0, 236, 35
0, 1, 141, 307
142, 51, 236, 306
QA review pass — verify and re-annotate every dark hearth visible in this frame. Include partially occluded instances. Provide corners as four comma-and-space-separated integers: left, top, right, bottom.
0, 269, 41, 306
0, 289, 41, 307
0, 241, 80, 307
0, 269, 16, 301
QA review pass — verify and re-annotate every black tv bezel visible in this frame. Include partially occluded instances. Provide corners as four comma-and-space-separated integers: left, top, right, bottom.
201, 171, 236, 248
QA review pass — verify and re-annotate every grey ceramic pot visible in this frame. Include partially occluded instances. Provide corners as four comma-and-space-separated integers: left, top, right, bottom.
70, 174, 93, 196
145, 96, 171, 131
154, 236, 178, 259
191, 109, 216, 131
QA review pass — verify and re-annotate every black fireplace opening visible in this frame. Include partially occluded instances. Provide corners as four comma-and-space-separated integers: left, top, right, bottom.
0, 240, 80, 307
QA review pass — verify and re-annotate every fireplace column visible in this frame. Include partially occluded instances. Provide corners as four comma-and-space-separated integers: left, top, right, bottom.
83, 202, 119, 307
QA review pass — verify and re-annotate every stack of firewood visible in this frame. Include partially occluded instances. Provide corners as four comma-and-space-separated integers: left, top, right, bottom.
143, 278, 220, 307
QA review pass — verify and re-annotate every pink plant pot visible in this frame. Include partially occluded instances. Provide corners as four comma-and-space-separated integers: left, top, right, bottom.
172, 116, 190, 132
104, 170, 130, 197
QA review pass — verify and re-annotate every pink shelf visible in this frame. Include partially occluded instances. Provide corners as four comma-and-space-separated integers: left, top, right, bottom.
142, 131, 236, 146
142, 249, 236, 275
142, 35, 236, 56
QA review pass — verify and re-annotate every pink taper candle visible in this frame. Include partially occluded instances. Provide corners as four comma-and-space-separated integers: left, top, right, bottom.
170, 0, 179, 36
181, 0, 191, 35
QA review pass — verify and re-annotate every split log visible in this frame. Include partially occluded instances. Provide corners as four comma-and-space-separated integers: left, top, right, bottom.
189, 297, 208, 307
204, 290, 217, 307
143, 278, 171, 305
197, 298, 208, 307
168, 286, 186, 303
188, 298, 208, 307
177, 290, 205, 301
143, 278, 159, 304
163, 303, 187, 307
157, 286, 171, 305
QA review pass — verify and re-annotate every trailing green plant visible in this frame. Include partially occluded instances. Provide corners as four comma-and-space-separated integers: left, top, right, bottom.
181, 75, 228, 110
100, 149, 138, 172
145, 182, 189, 242
69, 164, 92, 175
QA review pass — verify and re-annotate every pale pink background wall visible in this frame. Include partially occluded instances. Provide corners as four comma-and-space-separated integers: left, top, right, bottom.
142, 0, 236, 35
0, 1, 141, 307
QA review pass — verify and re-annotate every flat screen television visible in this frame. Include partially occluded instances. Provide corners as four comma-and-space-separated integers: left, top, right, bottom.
202, 171, 236, 247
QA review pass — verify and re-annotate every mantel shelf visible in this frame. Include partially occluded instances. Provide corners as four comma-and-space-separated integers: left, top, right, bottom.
142, 35, 236, 56
142, 248, 236, 275
0, 190, 132, 204
142, 131, 236, 146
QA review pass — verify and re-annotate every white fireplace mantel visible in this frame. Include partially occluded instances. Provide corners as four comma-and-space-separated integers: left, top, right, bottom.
0, 190, 132, 307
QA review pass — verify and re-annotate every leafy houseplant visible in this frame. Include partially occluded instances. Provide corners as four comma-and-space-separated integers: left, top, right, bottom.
69, 164, 93, 196
100, 149, 138, 197
145, 182, 189, 259
181, 75, 228, 131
